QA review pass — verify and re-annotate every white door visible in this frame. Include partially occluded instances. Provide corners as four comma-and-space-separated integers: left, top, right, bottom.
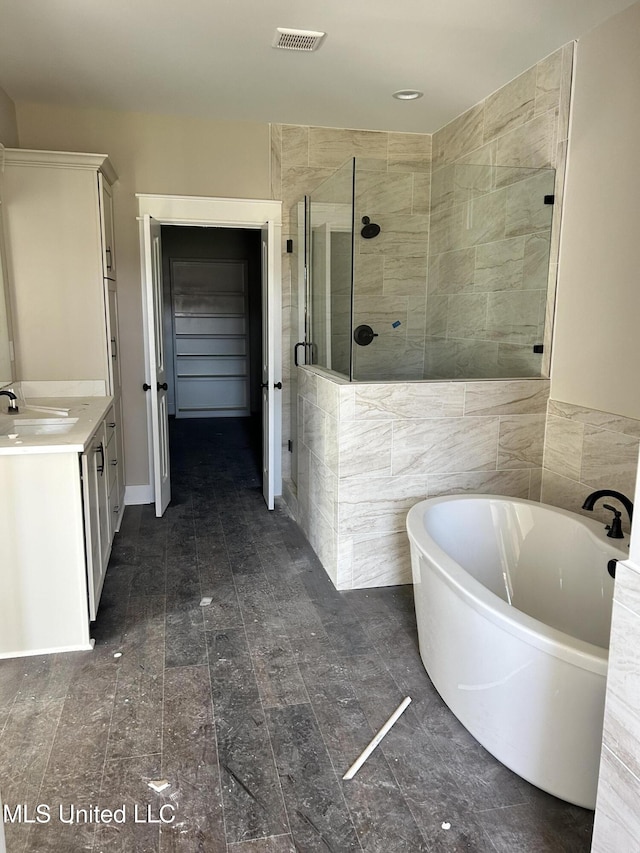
141, 215, 171, 516
261, 223, 282, 510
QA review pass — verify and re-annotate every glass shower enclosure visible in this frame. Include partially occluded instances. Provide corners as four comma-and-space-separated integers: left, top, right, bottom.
304, 157, 556, 381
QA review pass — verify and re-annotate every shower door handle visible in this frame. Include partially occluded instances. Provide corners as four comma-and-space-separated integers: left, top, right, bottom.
293, 341, 313, 367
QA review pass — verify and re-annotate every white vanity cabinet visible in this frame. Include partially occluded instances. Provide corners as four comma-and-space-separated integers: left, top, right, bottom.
1, 149, 126, 529
0, 397, 116, 658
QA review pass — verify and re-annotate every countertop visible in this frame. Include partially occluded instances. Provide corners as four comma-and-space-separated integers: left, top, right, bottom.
0, 396, 113, 455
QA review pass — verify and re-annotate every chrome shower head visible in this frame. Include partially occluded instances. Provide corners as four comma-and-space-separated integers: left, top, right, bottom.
360, 216, 381, 239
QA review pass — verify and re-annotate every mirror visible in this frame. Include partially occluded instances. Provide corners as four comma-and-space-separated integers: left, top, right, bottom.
0, 197, 15, 386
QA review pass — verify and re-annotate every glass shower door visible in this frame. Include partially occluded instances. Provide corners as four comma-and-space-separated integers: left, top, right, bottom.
306, 158, 355, 379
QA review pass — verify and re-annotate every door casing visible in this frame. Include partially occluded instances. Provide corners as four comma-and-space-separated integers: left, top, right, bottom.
136, 194, 282, 509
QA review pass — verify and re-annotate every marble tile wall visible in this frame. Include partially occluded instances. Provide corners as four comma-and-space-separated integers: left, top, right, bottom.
271, 125, 432, 486
428, 43, 574, 380
352, 155, 431, 381
541, 399, 640, 533
592, 561, 640, 851
272, 46, 573, 489
297, 367, 549, 589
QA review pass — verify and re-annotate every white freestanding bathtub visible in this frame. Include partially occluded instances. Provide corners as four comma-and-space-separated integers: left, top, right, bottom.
406, 495, 628, 809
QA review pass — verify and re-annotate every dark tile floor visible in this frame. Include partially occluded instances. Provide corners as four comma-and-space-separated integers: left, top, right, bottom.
0, 417, 595, 852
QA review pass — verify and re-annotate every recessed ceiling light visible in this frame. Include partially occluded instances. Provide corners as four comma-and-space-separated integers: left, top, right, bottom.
392, 89, 424, 100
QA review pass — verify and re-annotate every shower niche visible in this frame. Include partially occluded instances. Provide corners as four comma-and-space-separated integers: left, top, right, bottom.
303, 156, 556, 382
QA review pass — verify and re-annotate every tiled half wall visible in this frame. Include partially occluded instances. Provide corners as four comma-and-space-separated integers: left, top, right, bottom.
297, 368, 549, 589
296, 370, 640, 590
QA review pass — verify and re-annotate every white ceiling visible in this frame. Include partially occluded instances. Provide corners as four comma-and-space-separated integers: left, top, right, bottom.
0, 0, 635, 134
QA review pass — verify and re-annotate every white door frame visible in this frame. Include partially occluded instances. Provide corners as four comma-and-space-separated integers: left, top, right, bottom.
136, 193, 283, 505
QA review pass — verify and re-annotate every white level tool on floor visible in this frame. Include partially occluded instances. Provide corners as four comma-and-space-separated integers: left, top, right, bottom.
0, 793, 6, 853
343, 696, 412, 780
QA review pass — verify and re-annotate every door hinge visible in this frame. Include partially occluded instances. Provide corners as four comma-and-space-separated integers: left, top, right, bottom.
288, 439, 293, 452
544, 194, 555, 205
286, 239, 293, 253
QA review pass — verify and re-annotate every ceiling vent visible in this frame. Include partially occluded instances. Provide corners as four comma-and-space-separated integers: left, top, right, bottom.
272, 28, 326, 52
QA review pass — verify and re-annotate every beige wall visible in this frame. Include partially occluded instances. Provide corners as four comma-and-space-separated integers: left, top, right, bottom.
15, 103, 271, 486
540, 2, 640, 544
0, 85, 18, 146
552, 2, 640, 420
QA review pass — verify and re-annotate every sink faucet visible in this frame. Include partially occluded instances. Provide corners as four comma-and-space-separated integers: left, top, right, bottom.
582, 489, 634, 538
0, 389, 19, 414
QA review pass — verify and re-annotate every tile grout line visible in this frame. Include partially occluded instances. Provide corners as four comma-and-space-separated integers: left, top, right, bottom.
13, 695, 67, 853
90, 534, 135, 853
191, 490, 231, 853
218, 478, 293, 848
233, 496, 295, 847
252, 514, 366, 849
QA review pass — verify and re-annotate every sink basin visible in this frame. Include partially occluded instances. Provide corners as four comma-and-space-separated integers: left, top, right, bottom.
0, 417, 79, 436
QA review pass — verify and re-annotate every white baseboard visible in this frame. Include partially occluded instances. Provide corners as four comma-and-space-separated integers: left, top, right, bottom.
125, 484, 154, 505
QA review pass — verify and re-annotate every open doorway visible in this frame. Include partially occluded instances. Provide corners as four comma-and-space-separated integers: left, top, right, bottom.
160, 225, 263, 478
137, 193, 282, 514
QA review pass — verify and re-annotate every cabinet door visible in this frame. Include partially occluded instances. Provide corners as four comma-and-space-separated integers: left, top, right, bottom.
105, 407, 124, 534
4, 162, 108, 381
107, 287, 121, 396
100, 176, 116, 279
97, 438, 111, 575
112, 398, 126, 530
82, 427, 108, 621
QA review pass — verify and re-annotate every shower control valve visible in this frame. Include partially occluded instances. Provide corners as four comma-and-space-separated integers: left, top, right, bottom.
353, 324, 378, 346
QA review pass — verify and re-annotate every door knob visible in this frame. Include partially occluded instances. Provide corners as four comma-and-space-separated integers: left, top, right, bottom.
143, 383, 151, 391
157, 382, 168, 391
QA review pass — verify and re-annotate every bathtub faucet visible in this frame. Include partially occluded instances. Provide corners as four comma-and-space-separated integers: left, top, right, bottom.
582, 490, 634, 538
0, 389, 19, 414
